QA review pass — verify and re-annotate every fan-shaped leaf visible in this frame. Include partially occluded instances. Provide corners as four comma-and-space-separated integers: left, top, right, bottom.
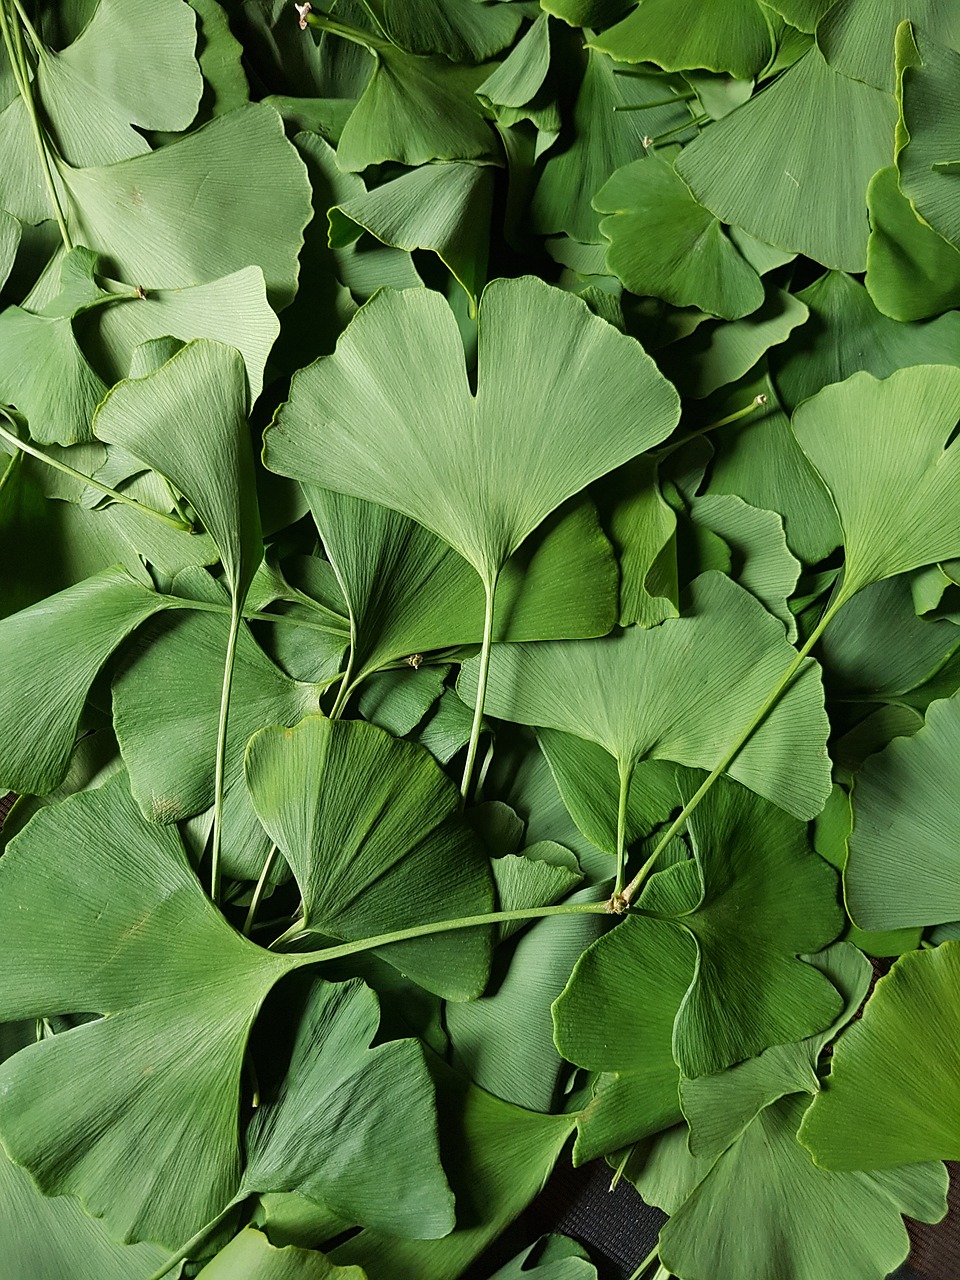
590, 0, 776, 80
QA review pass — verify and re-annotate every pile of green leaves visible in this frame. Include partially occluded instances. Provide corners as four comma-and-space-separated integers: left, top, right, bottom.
1, 0, 959, 1277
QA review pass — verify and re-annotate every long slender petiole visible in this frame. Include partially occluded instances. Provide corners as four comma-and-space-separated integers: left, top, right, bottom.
461, 572, 498, 801
243, 844, 280, 937
0, 418, 196, 532
209, 600, 242, 903
629, 1243, 663, 1280
653, 394, 766, 459
145, 1200, 243, 1280
614, 758, 633, 898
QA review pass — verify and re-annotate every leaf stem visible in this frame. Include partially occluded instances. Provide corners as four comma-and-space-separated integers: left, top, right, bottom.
618, 592, 845, 908
0, 417, 196, 532
653, 395, 766, 459
644, 113, 709, 146
243, 844, 280, 937
275, 900, 611, 960
461, 573, 497, 801
145, 1200, 241, 1280
9, 0, 39, 52
614, 758, 633, 898
210, 599, 242, 903
614, 91, 695, 110
0, 0, 72, 251
629, 1243, 661, 1280
300, 6, 385, 52
164, 595, 349, 639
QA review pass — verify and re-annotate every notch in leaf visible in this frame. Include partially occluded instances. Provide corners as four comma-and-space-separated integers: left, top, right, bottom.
264, 277, 680, 797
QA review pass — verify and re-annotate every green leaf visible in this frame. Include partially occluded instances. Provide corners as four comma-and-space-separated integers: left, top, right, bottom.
0, 1145, 172, 1280
659, 285, 809, 399
446, 886, 606, 1111
465, 572, 832, 820
590, 0, 776, 80
334, 39, 498, 171
0, 565, 166, 794
190, 0, 250, 119
0, 246, 110, 445
245, 715, 494, 1000
22, 104, 312, 310
330, 1059, 576, 1279
0, 772, 297, 1246
676, 48, 897, 272
594, 157, 764, 320
895, 25, 960, 254
791, 365, 960, 599
242, 978, 454, 1236
800, 944, 960, 1166
198, 1229, 367, 1279
817, 0, 960, 92
657, 1094, 948, 1280
771, 268, 960, 411
680, 941, 872, 1160
329, 161, 493, 310
266, 278, 680, 586
865, 166, 960, 321
598, 454, 678, 627
367, 0, 523, 62
764, 0, 836, 33
556, 776, 842, 1080
303, 486, 618, 691
489, 1237, 597, 1278
844, 696, 960, 930
358, 665, 448, 736
531, 50, 696, 243
94, 338, 261, 603
706, 378, 842, 564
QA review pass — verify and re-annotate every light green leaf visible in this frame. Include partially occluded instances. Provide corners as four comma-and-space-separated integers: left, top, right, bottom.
791, 365, 960, 599
763, 0, 836, 32
303, 487, 617, 691
190, 0, 250, 118
94, 338, 261, 602
330, 1060, 576, 1279
198, 1229, 366, 1279
658, 1094, 948, 1280
800, 944, 960, 1166
81, 266, 279, 400
771, 269, 960, 411
464, 572, 832, 820
817, 0, 960, 92
0, 565, 166, 794
446, 885, 605, 1111
242, 978, 454, 1236
489, 1237, 597, 1279
688, 493, 800, 639
245, 715, 494, 1000
865, 166, 960, 321
0, 772, 296, 1246
676, 47, 897, 272
706, 378, 841, 564
329, 161, 493, 309
844, 696, 960, 930
590, 0, 776, 80
594, 157, 764, 320
357, 665, 448, 736
531, 51, 697, 244
659, 286, 808, 399
266, 278, 680, 585
598, 454, 678, 627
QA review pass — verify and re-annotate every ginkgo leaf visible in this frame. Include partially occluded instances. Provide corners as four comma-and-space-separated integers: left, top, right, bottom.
817, 0, 960, 93
791, 365, 960, 600
865, 166, 960, 321
531, 49, 696, 244
463, 572, 832, 820
242, 978, 454, 1237
489, 1237, 597, 1279
244, 715, 494, 1000
771, 268, 960, 411
328, 161, 493, 309
594, 157, 764, 320
366, 0, 523, 62
197, 1229, 367, 1279
799, 943, 960, 1167
590, 0, 776, 80
676, 47, 897, 272
265, 277, 680, 587
844, 696, 960, 930
303, 487, 617, 690
0, 772, 297, 1247
0, 565, 168, 794
94, 338, 261, 602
